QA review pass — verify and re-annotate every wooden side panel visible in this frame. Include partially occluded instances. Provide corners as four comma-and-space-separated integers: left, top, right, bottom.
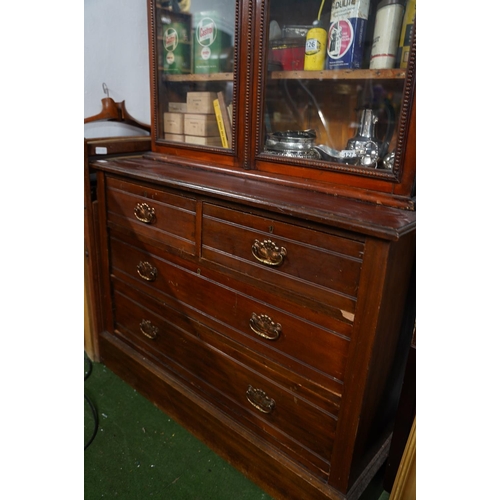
329, 232, 415, 492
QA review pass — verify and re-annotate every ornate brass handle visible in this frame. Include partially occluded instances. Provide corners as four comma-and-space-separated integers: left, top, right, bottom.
246, 386, 275, 414
137, 261, 157, 281
251, 239, 287, 267
139, 319, 158, 339
134, 202, 156, 224
249, 313, 281, 340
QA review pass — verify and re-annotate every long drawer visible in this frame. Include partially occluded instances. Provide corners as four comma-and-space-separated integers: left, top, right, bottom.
109, 233, 350, 387
201, 203, 364, 319
106, 176, 197, 256
111, 279, 337, 477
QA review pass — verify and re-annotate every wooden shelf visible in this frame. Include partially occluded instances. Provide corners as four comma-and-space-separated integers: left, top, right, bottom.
163, 72, 233, 82
162, 68, 405, 83
270, 68, 407, 80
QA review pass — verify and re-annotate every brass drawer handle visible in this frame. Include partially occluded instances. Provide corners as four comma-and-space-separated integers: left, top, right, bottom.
134, 202, 156, 224
139, 319, 158, 339
251, 239, 287, 267
137, 261, 157, 281
246, 386, 275, 414
249, 313, 281, 340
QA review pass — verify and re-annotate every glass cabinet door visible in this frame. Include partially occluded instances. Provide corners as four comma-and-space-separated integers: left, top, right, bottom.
154, 0, 236, 150
260, 0, 415, 174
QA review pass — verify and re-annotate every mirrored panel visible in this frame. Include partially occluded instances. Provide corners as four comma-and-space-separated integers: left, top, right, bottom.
155, 0, 236, 149
262, 0, 415, 172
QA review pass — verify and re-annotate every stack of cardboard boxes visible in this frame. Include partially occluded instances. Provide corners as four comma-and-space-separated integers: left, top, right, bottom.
164, 91, 221, 146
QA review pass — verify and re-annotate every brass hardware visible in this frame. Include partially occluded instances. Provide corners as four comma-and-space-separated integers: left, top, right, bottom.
246, 386, 275, 414
251, 239, 287, 267
249, 313, 281, 340
134, 202, 156, 224
139, 319, 158, 339
137, 261, 157, 281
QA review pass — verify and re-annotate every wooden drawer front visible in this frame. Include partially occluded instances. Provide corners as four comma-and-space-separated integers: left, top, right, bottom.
112, 282, 337, 474
210, 284, 349, 383
202, 203, 364, 315
106, 177, 197, 256
109, 235, 349, 386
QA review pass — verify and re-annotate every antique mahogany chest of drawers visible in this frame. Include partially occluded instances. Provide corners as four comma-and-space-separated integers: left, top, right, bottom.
87, 155, 416, 500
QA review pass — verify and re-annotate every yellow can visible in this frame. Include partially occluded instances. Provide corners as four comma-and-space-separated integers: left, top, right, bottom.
398, 0, 416, 68
304, 27, 327, 71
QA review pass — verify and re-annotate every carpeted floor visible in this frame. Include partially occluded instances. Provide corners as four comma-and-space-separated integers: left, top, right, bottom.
84, 353, 390, 499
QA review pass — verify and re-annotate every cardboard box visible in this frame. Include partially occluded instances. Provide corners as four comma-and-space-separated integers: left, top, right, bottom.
186, 92, 217, 114
168, 102, 187, 113
183, 113, 218, 136
185, 135, 222, 146
163, 112, 184, 134
164, 133, 185, 142
193, 11, 233, 74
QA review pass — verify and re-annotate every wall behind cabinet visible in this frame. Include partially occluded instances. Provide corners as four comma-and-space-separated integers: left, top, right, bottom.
84, 0, 150, 137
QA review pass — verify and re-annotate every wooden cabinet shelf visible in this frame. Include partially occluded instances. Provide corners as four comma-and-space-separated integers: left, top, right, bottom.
163, 72, 234, 82
271, 68, 407, 80
162, 69, 406, 83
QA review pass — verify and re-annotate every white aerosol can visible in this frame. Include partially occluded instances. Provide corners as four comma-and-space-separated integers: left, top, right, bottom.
369, 0, 404, 69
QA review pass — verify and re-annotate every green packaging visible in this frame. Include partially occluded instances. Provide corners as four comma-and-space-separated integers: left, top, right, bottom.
161, 11, 192, 74
193, 11, 233, 74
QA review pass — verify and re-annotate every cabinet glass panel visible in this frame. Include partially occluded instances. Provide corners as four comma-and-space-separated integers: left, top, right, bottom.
155, 0, 236, 149
262, 0, 414, 172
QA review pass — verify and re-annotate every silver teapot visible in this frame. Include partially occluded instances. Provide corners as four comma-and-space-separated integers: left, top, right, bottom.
345, 108, 384, 167
314, 103, 395, 168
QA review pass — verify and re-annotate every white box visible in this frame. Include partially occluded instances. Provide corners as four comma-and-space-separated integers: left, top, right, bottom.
185, 135, 222, 146
186, 92, 217, 114
163, 112, 184, 134
164, 133, 185, 142
184, 113, 218, 136
168, 102, 187, 113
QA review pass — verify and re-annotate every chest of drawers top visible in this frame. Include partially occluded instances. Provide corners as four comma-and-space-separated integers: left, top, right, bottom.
94, 157, 416, 241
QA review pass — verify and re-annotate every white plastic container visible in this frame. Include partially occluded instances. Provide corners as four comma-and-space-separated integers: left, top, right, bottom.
369, 0, 404, 69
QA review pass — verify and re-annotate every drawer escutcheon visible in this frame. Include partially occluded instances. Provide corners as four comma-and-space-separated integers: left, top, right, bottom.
249, 313, 281, 340
251, 239, 287, 267
139, 319, 158, 339
246, 385, 276, 414
134, 202, 156, 224
137, 261, 158, 281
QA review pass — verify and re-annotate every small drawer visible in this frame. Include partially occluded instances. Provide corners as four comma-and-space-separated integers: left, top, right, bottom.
109, 235, 350, 386
112, 281, 337, 475
201, 203, 364, 316
106, 177, 197, 256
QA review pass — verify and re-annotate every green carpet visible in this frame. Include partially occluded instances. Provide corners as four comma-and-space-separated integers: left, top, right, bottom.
85, 353, 389, 499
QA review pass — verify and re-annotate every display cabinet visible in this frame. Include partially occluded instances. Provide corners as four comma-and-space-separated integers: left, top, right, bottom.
86, 0, 416, 498
149, 0, 415, 210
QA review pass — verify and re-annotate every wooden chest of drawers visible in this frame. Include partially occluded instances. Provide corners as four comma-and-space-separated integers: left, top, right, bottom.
88, 157, 416, 500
